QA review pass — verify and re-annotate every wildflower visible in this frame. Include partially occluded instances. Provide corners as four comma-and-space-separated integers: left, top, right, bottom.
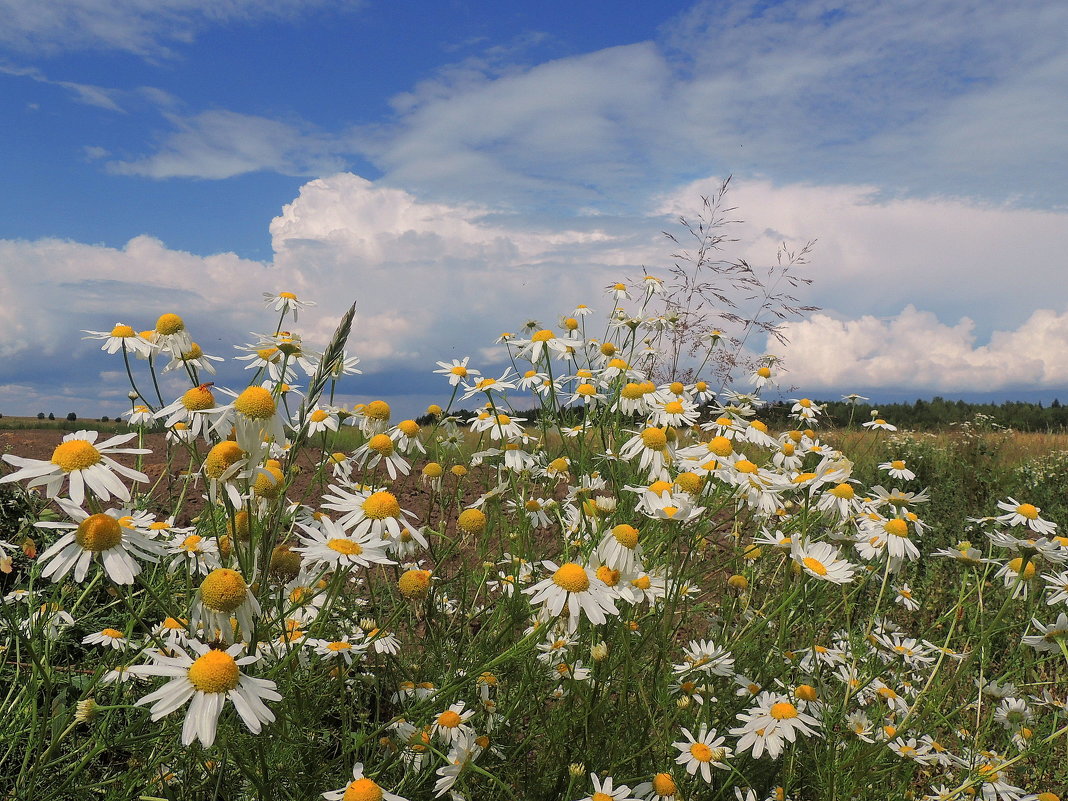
863, 418, 897, 431
1022, 612, 1068, 652
596, 524, 643, 574
305, 406, 340, 437
294, 516, 394, 572
191, 568, 260, 643
524, 560, 619, 632
730, 691, 821, 759
82, 627, 130, 650
673, 725, 732, 782
435, 357, 480, 386
633, 773, 679, 801
791, 540, 856, 584
894, 583, 920, 611
263, 291, 315, 321
432, 701, 476, 745
153, 313, 193, 357
130, 640, 280, 747
879, 459, 916, 481
353, 433, 411, 479
574, 773, 638, 801
674, 639, 735, 677
996, 498, 1058, 536
322, 486, 420, 542
35, 498, 164, 584
212, 385, 289, 461
1, 430, 149, 506
322, 763, 408, 801
83, 323, 154, 357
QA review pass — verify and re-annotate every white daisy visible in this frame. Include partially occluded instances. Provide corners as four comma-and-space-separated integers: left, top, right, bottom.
996, 498, 1058, 536
191, 568, 261, 643
524, 560, 619, 632
730, 691, 821, 759
575, 773, 639, 801
263, 291, 315, 321
1, 430, 149, 506
322, 763, 408, 801
294, 516, 394, 572
791, 539, 856, 584
82, 323, 154, 357
82, 627, 130, 650
672, 725, 732, 782
130, 640, 280, 747
434, 357, 480, 386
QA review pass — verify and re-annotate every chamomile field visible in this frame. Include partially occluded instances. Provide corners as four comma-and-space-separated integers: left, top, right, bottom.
1, 283, 1066, 801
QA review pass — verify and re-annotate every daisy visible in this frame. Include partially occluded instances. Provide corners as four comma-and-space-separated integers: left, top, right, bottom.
862, 417, 897, 431
153, 313, 193, 358
191, 568, 261, 643
730, 691, 821, 759
167, 530, 222, 576
294, 517, 394, 572
304, 406, 341, 437
632, 773, 679, 801
435, 357, 480, 386
674, 639, 735, 677
83, 323, 154, 357
321, 486, 419, 542
648, 397, 700, 428
791, 539, 856, 584
790, 398, 823, 422
673, 725, 732, 782
352, 433, 411, 479
996, 498, 1058, 536
322, 763, 408, 801
619, 427, 675, 480
82, 627, 130, 650
1043, 570, 1068, 606
210, 385, 289, 463
35, 498, 164, 584
459, 370, 517, 402
263, 291, 315, 321
524, 560, 619, 632
1, 430, 149, 506
162, 342, 224, 376
308, 636, 366, 665
516, 328, 580, 363
879, 459, 916, 481
596, 524, 643, 573
432, 701, 476, 745
130, 640, 281, 747
1022, 612, 1068, 652
390, 420, 426, 455
575, 773, 639, 801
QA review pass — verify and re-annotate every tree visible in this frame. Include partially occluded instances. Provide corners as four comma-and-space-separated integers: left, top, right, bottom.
47, 413, 55, 421
66, 413, 77, 422
36, 412, 45, 420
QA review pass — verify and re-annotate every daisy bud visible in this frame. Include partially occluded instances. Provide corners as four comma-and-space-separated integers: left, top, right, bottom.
75, 698, 99, 723
568, 763, 585, 778
591, 641, 608, 662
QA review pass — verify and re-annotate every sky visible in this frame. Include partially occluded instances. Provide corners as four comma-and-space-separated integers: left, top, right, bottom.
2, 0, 1067, 419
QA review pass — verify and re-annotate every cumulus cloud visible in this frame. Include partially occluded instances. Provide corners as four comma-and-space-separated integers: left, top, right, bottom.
0, 0, 362, 57
777, 305, 1068, 393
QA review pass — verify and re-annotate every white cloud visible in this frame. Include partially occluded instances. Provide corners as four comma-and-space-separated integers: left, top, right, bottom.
777, 305, 1068, 392
108, 110, 350, 179
0, 0, 362, 57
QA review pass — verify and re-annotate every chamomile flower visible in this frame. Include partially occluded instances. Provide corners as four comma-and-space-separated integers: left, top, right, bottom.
211, 385, 288, 462
575, 773, 638, 801
524, 560, 619, 632
263, 291, 315, 321
82, 627, 131, 650
191, 568, 261, 643
435, 357, 480, 386
162, 342, 224, 376
879, 460, 916, 481
633, 773, 679, 801
83, 323, 154, 357
673, 725, 732, 782
322, 486, 420, 542
596, 524, 643, 573
996, 498, 1058, 536
294, 516, 394, 572
863, 417, 897, 431
304, 406, 340, 437
153, 313, 193, 357
35, 498, 164, 584
791, 539, 856, 584
353, 433, 411, 479
1022, 612, 1068, 652
130, 640, 280, 747
1, 430, 149, 506
322, 763, 408, 801
432, 702, 476, 745
730, 692, 821, 759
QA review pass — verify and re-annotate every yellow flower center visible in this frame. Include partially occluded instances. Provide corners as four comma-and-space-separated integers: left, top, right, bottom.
651, 774, 677, 796
51, 440, 102, 472
798, 398, 812, 408
100, 628, 124, 639
592, 794, 613, 801
706, 436, 732, 457
252, 466, 285, 498
750, 420, 768, 433
632, 575, 652, 590
75, 514, 122, 551
437, 710, 462, 728
422, 462, 443, 477
368, 434, 394, 456
553, 563, 590, 593
362, 491, 400, 520
577, 383, 597, 396
612, 524, 639, 548
311, 409, 329, 422
596, 565, 620, 586
155, 313, 184, 335
1016, 503, 1039, 520
110, 324, 136, 337
621, 382, 645, 399
757, 367, 772, 378
531, 329, 554, 342
689, 742, 713, 762
664, 401, 684, 415
398, 419, 420, 437
830, 483, 854, 499
364, 400, 391, 421
457, 508, 487, 534
600, 342, 617, 356
257, 346, 280, 362
162, 617, 185, 630
802, 557, 828, 576
343, 778, 383, 801
451, 465, 469, 477
234, 386, 276, 420
181, 342, 203, 360
890, 460, 906, 470
181, 385, 215, 411
735, 459, 758, 474
795, 684, 818, 701
187, 649, 240, 693
1008, 557, 1036, 579
199, 569, 248, 613
327, 538, 364, 556
180, 534, 203, 552
770, 701, 799, 720
793, 472, 817, 484
884, 519, 909, 537
641, 427, 668, 450
398, 569, 431, 599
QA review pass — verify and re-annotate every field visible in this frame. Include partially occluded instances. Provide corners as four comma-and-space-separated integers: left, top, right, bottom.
1, 293, 1067, 801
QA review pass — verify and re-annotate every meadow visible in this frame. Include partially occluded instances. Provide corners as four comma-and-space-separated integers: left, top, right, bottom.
0, 285, 1066, 801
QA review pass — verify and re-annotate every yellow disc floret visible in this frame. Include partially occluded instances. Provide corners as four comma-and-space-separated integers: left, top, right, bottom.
199, 569, 248, 613
327, 538, 364, 556
552, 563, 590, 593
155, 313, 185, 335
531, 329, 554, 342
182, 385, 216, 411
343, 778, 384, 801
362, 491, 400, 520
368, 434, 394, 456
110, 324, 136, 337
187, 649, 240, 693
652, 773, 678, 796
884, 519, 909, 538
52, 439, 102, 472
398, 569, 432, 599
398, 419, 420, 437
234, 386, 276, 420
770, 701, 799, 720
457, 508, 487, 534
641, 427, 668, 450
75, 514, 122, 552
422, 462, 443, 478
1016, 503, 1039, 520
363, 400, 391, 421
612, 524, 639, 548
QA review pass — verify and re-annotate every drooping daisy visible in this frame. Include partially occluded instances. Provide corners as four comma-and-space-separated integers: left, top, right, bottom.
322, 762, 408, 801
730, 692, 821, 759
1, 430, 149, 505
35, 498, 164, 584
619, 426, 675, 480
162, 342, 224, 376
632, 773, 679, 801
82, 627, 131, 650
996, 498, 1058, 536
524, 560, 619, 632
211, 385, 288, 463
596, 523, 643, 573
83, 323, 154, 357
294, 516, 395, 572
673, 725, 732, 782
130, 640, 280, 747
191, 568, 261, 643
352, 433, 410, 479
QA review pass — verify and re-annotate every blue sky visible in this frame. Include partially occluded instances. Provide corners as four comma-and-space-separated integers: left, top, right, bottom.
2, 0, 1067, 418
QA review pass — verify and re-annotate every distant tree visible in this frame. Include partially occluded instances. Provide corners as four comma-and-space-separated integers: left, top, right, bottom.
66, 413, 77, 422
47, 413, 55, 421
100, 416, 109, 422
37, 412, 45, 420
